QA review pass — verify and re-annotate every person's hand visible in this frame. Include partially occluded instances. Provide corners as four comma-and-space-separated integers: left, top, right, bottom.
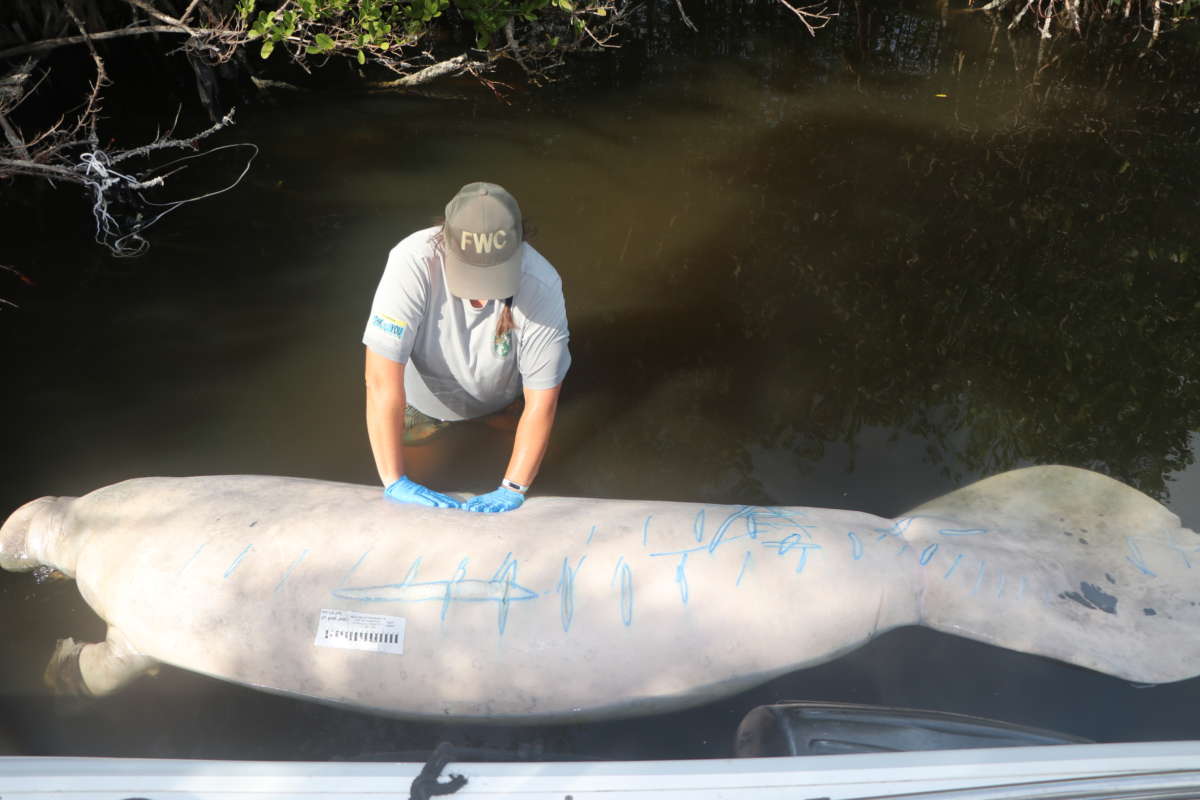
465, 486, 524, 513
383, 476, 460, 509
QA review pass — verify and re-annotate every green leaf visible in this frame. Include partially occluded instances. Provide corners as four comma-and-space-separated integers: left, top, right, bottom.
315, 32, 334, 51
357, 48, 366, 64
260, 39, 275, 58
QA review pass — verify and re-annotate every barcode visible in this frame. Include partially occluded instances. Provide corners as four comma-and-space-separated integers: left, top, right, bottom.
314, 609, 405, 655
322, 630, 402, 644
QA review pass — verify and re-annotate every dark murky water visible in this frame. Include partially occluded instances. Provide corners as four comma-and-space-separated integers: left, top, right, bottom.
1, 0, 1199, 760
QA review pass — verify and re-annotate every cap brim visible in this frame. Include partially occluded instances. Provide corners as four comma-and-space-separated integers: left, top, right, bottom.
445, 249, 522, 300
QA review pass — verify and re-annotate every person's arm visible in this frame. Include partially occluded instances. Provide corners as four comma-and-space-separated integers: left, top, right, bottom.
506, 383, 561, 486
365, 347, 459, 509
364, 346, 407, 485
466, 383, 561, 513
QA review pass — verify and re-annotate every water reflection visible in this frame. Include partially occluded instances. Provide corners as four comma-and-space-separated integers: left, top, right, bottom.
0, 0, 1198, 760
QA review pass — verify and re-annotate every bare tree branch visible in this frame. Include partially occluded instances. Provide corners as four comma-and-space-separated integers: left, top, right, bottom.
0, 159, 81, 182
111, 109, 236, 164
122, 0, 187, 27
675, 0, 698, 32
179, 0, 205, 25
0, 25, 231, 61
369, 54, 472, 89
776, 0, 835, 35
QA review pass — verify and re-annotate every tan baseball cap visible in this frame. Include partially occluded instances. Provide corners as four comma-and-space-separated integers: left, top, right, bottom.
443, 182, 523, 299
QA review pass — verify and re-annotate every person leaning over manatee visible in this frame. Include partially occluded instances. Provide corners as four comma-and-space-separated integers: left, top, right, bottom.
363, 182, 571, 513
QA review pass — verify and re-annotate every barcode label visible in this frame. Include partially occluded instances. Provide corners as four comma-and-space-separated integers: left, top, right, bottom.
314, 609, 405, 655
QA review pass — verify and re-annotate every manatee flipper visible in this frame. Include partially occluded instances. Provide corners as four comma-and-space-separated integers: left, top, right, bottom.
44, 627, 158, 697
906, 465, 1200, 684
44, 638, 90, 695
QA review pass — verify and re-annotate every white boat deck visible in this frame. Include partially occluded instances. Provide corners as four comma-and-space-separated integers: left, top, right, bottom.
2, 741, 1200, 799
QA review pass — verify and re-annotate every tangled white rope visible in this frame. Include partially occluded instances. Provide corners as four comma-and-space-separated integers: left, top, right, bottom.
79, 142, 258, 257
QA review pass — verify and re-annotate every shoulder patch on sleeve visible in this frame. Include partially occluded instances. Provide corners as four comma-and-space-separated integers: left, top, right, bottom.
370, 314, 408, 340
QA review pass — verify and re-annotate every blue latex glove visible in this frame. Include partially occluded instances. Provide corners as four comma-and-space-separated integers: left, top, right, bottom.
383, 476, 460, 509
465, 486, 525, 513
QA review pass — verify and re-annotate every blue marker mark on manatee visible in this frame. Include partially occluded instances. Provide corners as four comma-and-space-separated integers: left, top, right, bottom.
443, 558, 470, 621
558, 556, 586, 632
611, 556, 625, 587
333, 554, 538, 635
766, 537, 822, 554
401, 557, 422, 586
223, 545, 253, 578
494, 556, 520, 634
656, 508, 816, 562
737, 551, 752, 586
943, 553, 964, 580
643, 516, 653, 546
876, 517, 914, 543
795, 546, 813, 574
339, 548, 373, 587
177, 541, 208, 576
773, 533, 805, 555
676, 553, 690, 604
274, 548, 310, 593
1151, 532, 1200, 569
694, 510, 706, 543
761, 535, 822, 573
619, 562, 634, 626
709, 507, 750, 553
848, 531, 863, 561
491, 552, 515, 581
971, 560, 987, 596
996, 572, 1007, 599
586, 525, 597, 545
919, 543, 938, 566
938, 528, 989, 536
1125, 538, 1158, 578
650, 544, 708, 558
711, 507, 803, 552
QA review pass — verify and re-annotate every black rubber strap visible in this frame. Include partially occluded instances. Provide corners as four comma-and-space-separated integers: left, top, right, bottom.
409, 742, 468, 800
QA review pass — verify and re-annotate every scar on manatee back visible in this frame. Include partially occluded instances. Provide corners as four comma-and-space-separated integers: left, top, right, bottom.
1059, 582, 1118, 615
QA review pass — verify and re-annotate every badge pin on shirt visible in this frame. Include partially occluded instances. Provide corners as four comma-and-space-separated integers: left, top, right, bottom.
494, 330, 513, 358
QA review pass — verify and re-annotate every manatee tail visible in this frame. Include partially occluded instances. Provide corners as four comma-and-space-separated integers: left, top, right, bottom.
0, 496, 72, 573
904, 465, 1200, 684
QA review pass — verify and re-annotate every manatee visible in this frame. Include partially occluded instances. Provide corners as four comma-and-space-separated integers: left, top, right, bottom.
1, 466, 1197, 722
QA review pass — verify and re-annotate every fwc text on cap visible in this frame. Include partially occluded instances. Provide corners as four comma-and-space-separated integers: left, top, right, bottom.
444, 182, 523, 300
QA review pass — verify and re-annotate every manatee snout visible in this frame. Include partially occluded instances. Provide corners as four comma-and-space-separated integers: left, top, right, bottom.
0, 496, 65, 573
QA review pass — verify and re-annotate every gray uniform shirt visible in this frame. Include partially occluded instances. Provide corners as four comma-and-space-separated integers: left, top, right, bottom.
363, 227, 571, 421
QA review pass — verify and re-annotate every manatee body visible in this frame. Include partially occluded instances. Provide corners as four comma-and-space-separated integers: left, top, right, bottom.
1, 466, 1197, 722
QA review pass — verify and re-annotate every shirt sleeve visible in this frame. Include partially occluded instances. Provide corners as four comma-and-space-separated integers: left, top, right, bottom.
516, 266, 571, 391
362, 236, 430, 364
